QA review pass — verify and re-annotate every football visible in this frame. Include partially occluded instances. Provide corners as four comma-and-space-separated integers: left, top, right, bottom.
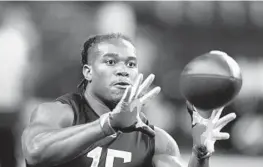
180, 50, 242, 110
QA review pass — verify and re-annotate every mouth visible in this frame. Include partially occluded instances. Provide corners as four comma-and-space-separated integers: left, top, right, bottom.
113, 81, 131, 89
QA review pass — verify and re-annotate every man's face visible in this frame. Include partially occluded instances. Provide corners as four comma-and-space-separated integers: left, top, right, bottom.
88, 39, 138, 103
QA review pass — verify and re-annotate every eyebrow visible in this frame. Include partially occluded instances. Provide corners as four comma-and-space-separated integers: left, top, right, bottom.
103, 53, 137, 61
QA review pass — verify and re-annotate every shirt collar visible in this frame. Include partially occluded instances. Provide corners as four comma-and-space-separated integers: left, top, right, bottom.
84, 92, 111, 116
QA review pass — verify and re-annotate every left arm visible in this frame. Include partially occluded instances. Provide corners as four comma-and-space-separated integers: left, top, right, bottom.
152, 104, 236, 167
152, 126, 184, 167
152, 126, 208, 167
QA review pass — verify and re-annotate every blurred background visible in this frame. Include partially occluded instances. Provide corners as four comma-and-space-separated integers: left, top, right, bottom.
0, 1, 263, 167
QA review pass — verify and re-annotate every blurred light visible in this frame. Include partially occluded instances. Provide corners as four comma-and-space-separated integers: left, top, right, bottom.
0, 29, 26, 109
155, 1, 184, 26
235, 57, 263, 97
135, 29, 158, 75
41, 3, 95, 62
218, 1, 246, 27
0, 8, 33, 109
185, 1, 214, 26
96, 2, 136, 38
231, 115, 263, 155
249, 2, 263, 27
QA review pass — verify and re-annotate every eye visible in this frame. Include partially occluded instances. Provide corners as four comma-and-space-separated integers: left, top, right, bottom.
127, 62, 137, 68
106, 59, 116, 66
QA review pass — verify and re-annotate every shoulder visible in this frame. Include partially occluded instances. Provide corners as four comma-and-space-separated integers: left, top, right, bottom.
22, 101, 74, 145
154, 126, 180, 157
56, 92, 83, 104
29, 101, 74, 128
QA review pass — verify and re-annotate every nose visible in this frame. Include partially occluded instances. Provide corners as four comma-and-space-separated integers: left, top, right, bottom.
116, 71, 129, 77
115, 64, 129, 77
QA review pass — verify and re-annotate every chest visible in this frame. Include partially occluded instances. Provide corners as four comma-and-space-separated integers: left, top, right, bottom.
65, 101, 154, 167
63, 132, 153, 167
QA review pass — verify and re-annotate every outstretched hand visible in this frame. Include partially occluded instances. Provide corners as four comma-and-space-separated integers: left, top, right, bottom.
109, 73, 161, 137
186, 101, 236, 154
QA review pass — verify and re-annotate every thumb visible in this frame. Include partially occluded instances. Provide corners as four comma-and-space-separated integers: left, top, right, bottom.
135, 121, 155, 137
120, 86, 132, 103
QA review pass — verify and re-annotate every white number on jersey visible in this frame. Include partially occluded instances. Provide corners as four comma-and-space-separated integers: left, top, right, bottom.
87, 147, 132, 167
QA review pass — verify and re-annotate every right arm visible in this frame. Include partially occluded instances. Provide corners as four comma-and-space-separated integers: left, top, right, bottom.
21, 73, 160, 167
21, 102, 112, 166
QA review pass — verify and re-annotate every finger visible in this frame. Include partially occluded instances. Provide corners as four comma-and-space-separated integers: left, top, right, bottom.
205, 140, 215, 153
214, 107, 224, 121
130, 74, 143, 102
186, 101, 203, 126
192, 112, 208, 127
121, 86, 132, 103
214, 132, 230, 140
186, 101, 196, 116
210, 110, 217, 120
135, 121, 155, 137
211, 107, 224, 122
139, 86, 161, 105
215, 113, 236, 130
135, 74, 155, 99
130, 99, 142, 113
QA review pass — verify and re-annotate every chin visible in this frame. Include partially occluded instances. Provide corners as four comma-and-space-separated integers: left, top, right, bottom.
110, 89, 125, 103
103, 93, 123, 110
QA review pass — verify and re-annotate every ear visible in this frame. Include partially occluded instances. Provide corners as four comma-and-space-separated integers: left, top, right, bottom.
83, 64, 92, 82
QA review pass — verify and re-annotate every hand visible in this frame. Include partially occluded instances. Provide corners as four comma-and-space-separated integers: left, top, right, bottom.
109, 73, 161, 137
186, 101, 236, 154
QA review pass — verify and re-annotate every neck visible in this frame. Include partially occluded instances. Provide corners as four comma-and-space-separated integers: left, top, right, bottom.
103, 99, 118, 111
84, 86, 117, 112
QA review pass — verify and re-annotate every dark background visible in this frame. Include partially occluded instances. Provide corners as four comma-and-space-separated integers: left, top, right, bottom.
0, 1, 262, 167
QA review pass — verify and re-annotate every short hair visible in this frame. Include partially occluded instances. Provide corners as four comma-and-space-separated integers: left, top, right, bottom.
78, 33, 134, 89
81, 33, 134, 66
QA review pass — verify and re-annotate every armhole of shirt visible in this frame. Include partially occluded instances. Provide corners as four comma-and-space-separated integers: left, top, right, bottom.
149, 124, 155, 158
140, 112, 156, 163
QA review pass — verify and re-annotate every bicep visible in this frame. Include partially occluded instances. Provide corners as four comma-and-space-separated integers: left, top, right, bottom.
153, 126, 187, 167
22, 102, 74, 142
29, 102, 74, 128
154, 126, 181, 156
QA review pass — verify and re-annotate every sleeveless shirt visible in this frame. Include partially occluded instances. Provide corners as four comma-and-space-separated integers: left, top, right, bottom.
46, 92, 155, 167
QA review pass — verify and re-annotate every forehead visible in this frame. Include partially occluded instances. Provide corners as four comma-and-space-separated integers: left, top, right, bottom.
92, 39, 136, 58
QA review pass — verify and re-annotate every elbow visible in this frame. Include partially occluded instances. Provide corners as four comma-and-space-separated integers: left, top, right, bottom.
23, 142, 46, 166
26, 152, 42, 166
23, 141, 61, 167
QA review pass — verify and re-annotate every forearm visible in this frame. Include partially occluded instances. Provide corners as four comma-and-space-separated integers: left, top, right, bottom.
188, 154, 209, 167
188, 146, 210, 167
25, 118, 113, 166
